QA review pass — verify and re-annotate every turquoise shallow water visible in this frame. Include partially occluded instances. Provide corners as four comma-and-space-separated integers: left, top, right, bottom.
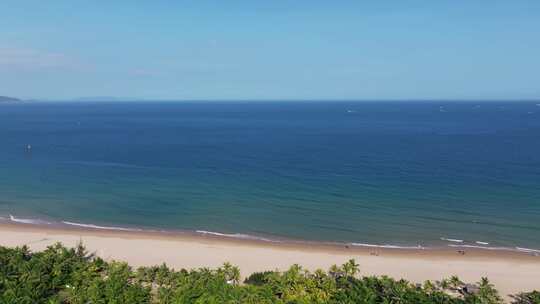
1, 101, 539, 250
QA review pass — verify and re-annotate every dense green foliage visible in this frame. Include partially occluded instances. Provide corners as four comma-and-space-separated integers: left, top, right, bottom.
0, 243, 537, 303
510, 291, 540, 304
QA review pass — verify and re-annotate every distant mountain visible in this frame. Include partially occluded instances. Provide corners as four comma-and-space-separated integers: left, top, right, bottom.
73, 96, 147, 102
0, 96, 21, 102
74, 96, 123, 102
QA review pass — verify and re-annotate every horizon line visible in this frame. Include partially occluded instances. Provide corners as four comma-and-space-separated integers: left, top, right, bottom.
21, 98, 540, 103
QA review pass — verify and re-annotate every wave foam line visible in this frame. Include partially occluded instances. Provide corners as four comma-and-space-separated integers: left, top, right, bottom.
350, 243, 425, 250
440, 237, 464, 243
448, 244, 514, 251
516, 247, 540, 254
62, 221, 142, 232
475, 241, 489, 245
449, 244, 540, 254
9, 214, 51, 225
196, 230, 279, 243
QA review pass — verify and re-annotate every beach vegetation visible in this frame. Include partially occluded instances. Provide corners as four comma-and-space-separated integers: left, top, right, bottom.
0, 243, 536, 303
510, 291, 540, 304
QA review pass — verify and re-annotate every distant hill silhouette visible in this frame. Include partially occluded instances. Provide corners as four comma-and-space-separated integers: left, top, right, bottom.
73, 96, 147, 102
0, 96, 21, 102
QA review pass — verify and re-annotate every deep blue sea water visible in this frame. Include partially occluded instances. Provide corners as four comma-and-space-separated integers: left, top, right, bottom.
1, 101, 539, 250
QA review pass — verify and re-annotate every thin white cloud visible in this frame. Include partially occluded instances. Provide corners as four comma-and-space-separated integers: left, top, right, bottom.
0, 47, 77, 70
131, 69, 155, 77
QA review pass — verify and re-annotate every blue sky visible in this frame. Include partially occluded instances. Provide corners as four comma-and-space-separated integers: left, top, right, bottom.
1, 1, 539, 100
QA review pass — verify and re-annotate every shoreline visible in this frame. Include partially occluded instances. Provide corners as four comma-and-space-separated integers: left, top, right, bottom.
1, 221, 540, 300
1, 220, 540, 260
1, 220, 539, 260
3, 214, 540, 256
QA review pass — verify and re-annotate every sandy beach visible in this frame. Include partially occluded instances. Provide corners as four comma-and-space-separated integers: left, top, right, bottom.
0, 222, 539, 299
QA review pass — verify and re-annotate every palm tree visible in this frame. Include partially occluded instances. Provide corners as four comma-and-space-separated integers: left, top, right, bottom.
423, 280, 437, 293
477, 277, 503, 304
328, 264, 343, 279
222, 262, 240, 285
449, 275, 463, 290
342, 259, 360, 277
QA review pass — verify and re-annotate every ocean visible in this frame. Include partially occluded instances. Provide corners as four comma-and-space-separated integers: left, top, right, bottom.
1, 101, 539, 251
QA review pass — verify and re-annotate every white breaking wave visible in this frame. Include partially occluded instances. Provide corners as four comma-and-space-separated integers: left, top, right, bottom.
196, 230, 279, 243
448, 244, 540, 254
448, 244, 511, 251
62, 221, 141, 231
440, 237, 464, 243
475, 241, 489, 245
9, 214, 51, 225
350, 243, 425, 250
516, 247, 540, 254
